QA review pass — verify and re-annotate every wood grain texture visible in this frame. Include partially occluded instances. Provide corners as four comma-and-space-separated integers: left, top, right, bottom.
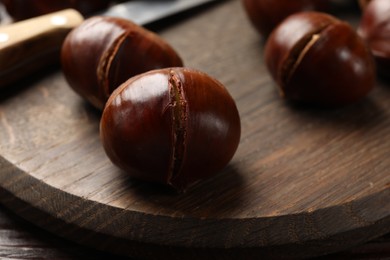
0, 204, 117, 259
1, 149, 386, 259
0, 0, 389, 258
0, 204, 389, 259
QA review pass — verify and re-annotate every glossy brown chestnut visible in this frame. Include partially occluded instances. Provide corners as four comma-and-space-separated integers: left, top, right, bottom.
1, 0, 110, 21
241, 0, 327, 36
358, 0, 390, 76
264, 12, 376, 106
100, 67, 241, 191
61, 16, 183, 109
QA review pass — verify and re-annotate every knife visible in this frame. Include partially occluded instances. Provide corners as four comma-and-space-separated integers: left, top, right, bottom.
0, 0, 218, 89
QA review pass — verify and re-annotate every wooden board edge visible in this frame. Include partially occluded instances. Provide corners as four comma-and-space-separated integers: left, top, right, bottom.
0, 155, 389, 259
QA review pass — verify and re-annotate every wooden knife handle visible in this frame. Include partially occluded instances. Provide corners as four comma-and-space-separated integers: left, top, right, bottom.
0, 9, 84, 89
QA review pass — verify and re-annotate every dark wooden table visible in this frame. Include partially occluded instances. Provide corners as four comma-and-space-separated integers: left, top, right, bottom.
0, 204, 389, 259
1, 0, 389, 259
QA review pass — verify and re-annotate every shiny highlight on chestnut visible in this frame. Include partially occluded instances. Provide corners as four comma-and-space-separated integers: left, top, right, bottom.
100, 68, 241, 191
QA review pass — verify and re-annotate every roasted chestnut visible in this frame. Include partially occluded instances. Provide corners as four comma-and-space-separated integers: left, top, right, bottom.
100, 67, 241, 191
1, 0, 110, 21
61, 16, 183, 109
358, 0, 390, 76
241, 0, 327, 36
264, 12, 376, 106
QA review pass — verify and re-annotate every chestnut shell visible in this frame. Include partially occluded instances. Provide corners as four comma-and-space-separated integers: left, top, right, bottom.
241, 0, 327, 36
61, 16, 183, 109
1, 0, 110, 20
358, 0, 390, 76
264, 12, 376, 106
100, 68, 241, 190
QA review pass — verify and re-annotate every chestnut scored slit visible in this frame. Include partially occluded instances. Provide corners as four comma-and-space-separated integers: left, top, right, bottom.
100, 68, 241, 191
167, 70, 188, 185
282, 32, 321, 90
97, 32, 129, 99
266, 12, 337, 87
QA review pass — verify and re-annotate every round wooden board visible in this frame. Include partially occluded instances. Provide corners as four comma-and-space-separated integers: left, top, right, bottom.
0, 0, 389, 258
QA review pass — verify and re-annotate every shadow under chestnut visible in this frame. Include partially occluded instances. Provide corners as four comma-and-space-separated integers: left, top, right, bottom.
123, 163, 248, 218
